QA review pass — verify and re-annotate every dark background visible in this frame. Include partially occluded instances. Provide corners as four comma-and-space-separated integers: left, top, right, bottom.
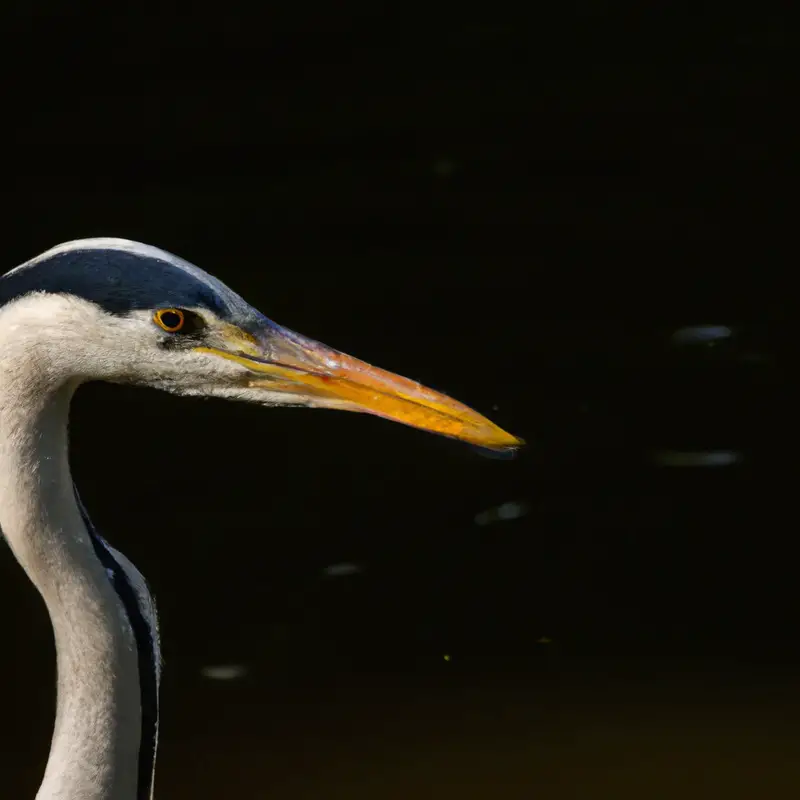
1, 6, 795, 798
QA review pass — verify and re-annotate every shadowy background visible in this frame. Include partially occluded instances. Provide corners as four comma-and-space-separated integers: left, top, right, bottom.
1, 6, 795, 798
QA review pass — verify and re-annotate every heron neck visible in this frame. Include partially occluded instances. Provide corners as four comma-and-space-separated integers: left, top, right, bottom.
0, 378, 143, 800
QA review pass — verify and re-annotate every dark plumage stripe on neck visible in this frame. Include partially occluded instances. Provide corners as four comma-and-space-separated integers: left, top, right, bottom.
74, 488, 160, 800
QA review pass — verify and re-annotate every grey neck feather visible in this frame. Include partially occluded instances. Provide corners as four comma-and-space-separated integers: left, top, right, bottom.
0, 373, 145, 800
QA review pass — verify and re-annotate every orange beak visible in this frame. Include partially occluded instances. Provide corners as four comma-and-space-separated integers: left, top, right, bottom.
196, 323, 523, 452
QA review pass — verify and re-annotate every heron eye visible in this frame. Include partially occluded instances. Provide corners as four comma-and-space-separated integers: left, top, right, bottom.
153, 308, 186, 332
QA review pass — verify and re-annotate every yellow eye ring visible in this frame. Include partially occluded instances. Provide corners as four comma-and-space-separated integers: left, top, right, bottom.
153, 308, 185, 333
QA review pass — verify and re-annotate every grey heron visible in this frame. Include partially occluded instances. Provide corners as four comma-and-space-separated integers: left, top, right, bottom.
0, 238, 521, 800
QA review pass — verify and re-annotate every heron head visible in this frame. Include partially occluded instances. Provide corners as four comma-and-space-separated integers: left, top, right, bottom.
0, 239, 522, 451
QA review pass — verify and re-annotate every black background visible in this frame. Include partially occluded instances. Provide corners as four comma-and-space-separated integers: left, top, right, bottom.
1, 6, 795, 798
